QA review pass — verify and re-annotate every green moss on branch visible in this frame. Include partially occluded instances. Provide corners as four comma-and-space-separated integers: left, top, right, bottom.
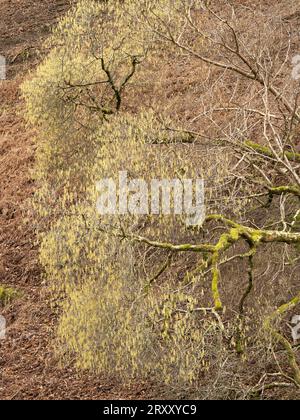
126, 215, 300, 311
264, 293, 300, 385
245, 141, 300, 163
268, 186, 300, 198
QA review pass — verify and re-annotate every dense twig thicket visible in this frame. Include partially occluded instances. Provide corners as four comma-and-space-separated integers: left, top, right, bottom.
23, 0, 300, 399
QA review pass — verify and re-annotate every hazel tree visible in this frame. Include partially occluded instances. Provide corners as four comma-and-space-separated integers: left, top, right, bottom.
24, 0, 300, 397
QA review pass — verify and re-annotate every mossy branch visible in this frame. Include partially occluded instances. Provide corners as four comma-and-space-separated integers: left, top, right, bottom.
245, 141, 300, 164
124, 233, 216, 253
123, 215, 300, 311
264, 293, 300, 385
268, 186, 300, 198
